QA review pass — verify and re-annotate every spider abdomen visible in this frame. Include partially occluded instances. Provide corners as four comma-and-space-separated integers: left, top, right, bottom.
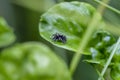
51, 33, 67, 43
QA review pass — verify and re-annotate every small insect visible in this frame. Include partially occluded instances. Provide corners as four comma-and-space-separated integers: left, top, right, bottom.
51, 33, 67, 43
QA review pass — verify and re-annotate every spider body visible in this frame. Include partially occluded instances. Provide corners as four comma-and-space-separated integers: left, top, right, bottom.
51, 33, 67, 43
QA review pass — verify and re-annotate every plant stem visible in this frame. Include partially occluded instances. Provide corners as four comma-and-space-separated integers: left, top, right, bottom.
70, 12, 101, 75
98, 37, 120, 80
94, 0, 120, 15
70, 0, 109, 76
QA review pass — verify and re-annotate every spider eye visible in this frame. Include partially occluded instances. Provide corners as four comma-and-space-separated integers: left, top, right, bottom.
51, 33, 67, 43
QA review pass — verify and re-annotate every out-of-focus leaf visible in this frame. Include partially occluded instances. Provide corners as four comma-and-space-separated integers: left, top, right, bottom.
0, 42, 71, 80
11, 0, 55, 12
0, 17, 15, 47
111, 63, 120, 80
39, 1, 97, 54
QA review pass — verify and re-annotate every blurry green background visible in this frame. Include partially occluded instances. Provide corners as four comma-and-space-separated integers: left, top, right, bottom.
0, 0, 120, 80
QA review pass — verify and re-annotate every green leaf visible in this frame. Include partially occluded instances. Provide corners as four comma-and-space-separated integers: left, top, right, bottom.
39, 1, 116, 55
0, 17, 16, 47
39, 1, 96, 53
107, 43, 120, 62
111, 63, 120, 80
0, 42, 71, 80
85, 30, 116, 66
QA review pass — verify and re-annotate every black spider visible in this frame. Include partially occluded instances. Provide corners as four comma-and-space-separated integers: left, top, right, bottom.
51, 33, 67, 43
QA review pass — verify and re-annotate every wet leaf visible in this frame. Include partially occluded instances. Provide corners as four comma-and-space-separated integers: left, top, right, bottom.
0, 17, 16, 47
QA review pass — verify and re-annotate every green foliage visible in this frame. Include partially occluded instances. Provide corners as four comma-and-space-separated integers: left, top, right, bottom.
107, 44, 120, 62
0, 42, 71, 80
0, 17, 15, 47
85, 30, 116, 65
0, 0, 120, 80
39, 1, 120, 80
111, 63, 120, 80
39, 1, 97, 53
109, 44, 120, 80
